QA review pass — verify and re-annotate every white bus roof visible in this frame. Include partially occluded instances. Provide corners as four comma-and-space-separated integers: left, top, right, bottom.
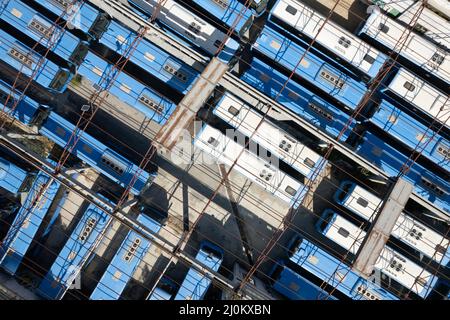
361, 8, 450, 85
367, 0, 415, 16
194, 125, 306, 205
322, 212, 367, 255
214, 92, 324, 179
342, 184, 382, 221
272, 0, 385, 76
393, 213, 449, 264
398, 1, 450, 50
387, 68, 449, 128
427, 0, 450, 19
375, 246, 434, 296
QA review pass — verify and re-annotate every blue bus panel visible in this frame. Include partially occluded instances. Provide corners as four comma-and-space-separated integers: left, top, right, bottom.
288, 236, 399, 300
33, 0, 110, 41
41, 187, 70, 238
77, 52, 176, 125
370, 99, 449, 173
0, 29, 72, 92
0, 171, 60, 275
98, 19, 199, 94
270, 261, 338, 300
241, 57, 356, 140
174, 241, 224, 300
436, 277, 450, 300
38, 202, 112, 300
0, 80, 40, 126
254, 26, 367, 112
0, 0, 89, 67
356, 132, 450, 214
149, 287, 173, 300
39, 111, 153, 196
190, 0, 252, 31
147, 276, 177, 300
90, 213, 162, 300
0, 156, 27, 195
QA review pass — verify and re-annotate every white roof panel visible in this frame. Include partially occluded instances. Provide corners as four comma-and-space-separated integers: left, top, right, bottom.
393, 213, 449, 264
375, 246, 434, 296
323, 213, 367, 255
343, 184, 382, 221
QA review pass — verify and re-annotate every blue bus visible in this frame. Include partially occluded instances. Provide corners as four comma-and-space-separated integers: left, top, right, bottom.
0, 80, 41, 126
370, 99, 449, 173
0, 170, 60, 275
270, 260, 338, 300
0, 0, 89, 68
38, 202, 112, 300
174, 241, 224, 300
0, 29, 72, 92
254, 25, 367, 112
90, 213, 162, 300
98, 19, 199, 95
355, 132, 450, 214
39, 111, 154, 196
77, 51, 177, 125
287, 236, 399, 300
33, 0, 110, 41
240, 57, 356, 140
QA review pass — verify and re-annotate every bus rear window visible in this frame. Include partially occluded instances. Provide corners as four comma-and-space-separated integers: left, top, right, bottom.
337, 183, 352, 202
